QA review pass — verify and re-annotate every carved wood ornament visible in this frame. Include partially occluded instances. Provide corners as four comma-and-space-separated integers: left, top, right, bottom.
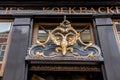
27, 20, 102, 60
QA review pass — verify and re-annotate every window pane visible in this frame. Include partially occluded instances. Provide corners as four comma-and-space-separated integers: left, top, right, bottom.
0, 21, 12, 61
113, 20, 120, 47
116, 24, 120, 39
114, 22, 120, 34
37, 25, 92, 43
0, 50, 5, 61
118, 31, 120, 39
38, 27, 49, 42
0, 22, 11, 33
0, 51, 5, 56
80, 29, 91, 43
35, 23, 93, 44
1, 45, 6, 50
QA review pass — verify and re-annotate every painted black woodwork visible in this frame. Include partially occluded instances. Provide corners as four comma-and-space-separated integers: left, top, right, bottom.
0, 1, 120, 7
96, 18, 120, 80
2, 18, 31, 80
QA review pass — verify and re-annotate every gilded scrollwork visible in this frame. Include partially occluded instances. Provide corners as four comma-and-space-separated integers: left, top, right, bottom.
36, 30, 51, 47
28, 20, 102, 60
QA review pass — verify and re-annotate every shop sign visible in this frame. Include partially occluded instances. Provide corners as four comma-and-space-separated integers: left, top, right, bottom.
0, 6, 120, 15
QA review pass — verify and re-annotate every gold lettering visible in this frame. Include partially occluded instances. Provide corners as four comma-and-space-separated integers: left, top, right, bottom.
90, 7, 97, 13
79, 7, 87, 13
116, 6, 120, 13
43, 7, 50, 12
52, 7, 60, 12
9, 7, 14, 14
17, 7, 23, 13
69, 7, 76, 13
1, 6, 119, 15
2, 7, 9, 14
107, 7, 115, 13
2, 7, 15, 14
98, 7, 106, 13
60, 7, 68, 13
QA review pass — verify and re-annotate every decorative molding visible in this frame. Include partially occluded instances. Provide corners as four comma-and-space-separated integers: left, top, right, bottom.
0, 6, 120, 15
29, 65, 101, 72
27, 20, 103, 61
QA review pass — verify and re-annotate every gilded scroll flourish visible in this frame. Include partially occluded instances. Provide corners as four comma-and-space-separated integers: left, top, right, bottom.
28, 20, 102, 60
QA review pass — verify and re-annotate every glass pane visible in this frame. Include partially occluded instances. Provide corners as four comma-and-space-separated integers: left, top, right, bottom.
74, 25, 92, 43
0, 22, 12, 44
0, 22, 11, 33
114, 22, 120, 41
81, 29, 91, 43
37, 24, 92, 43
0, 51, 4, 61
0, 51, 5, 56
1, 45, 6, 50
0, 21, 12, 61
37, 27, 49, 42
118, 31, 120, 39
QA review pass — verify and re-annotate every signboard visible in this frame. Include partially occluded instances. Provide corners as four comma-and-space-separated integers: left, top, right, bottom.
0, 6, 120, 15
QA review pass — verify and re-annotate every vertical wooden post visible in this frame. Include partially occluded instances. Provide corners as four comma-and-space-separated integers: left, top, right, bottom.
96, 18, 120, 80
2, 18, 32, 80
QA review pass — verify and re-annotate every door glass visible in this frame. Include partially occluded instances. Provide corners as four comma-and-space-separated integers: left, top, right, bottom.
28, 71, 103, 80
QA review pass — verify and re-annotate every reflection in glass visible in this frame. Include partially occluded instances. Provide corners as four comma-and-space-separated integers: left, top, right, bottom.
116, 24, 120, 39
0, 22, 11, 33
0, 22, 12, 61
29, 72, 103, 80
80, 29, 91, 43
37, 24, 92, 44
113, 21, 120, 47
37, 26, 49, 42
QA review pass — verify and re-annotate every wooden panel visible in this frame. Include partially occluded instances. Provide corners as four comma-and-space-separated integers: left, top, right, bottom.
2, 18, 31, 80
95, 18, 113, 26
96, 18, 120, 80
